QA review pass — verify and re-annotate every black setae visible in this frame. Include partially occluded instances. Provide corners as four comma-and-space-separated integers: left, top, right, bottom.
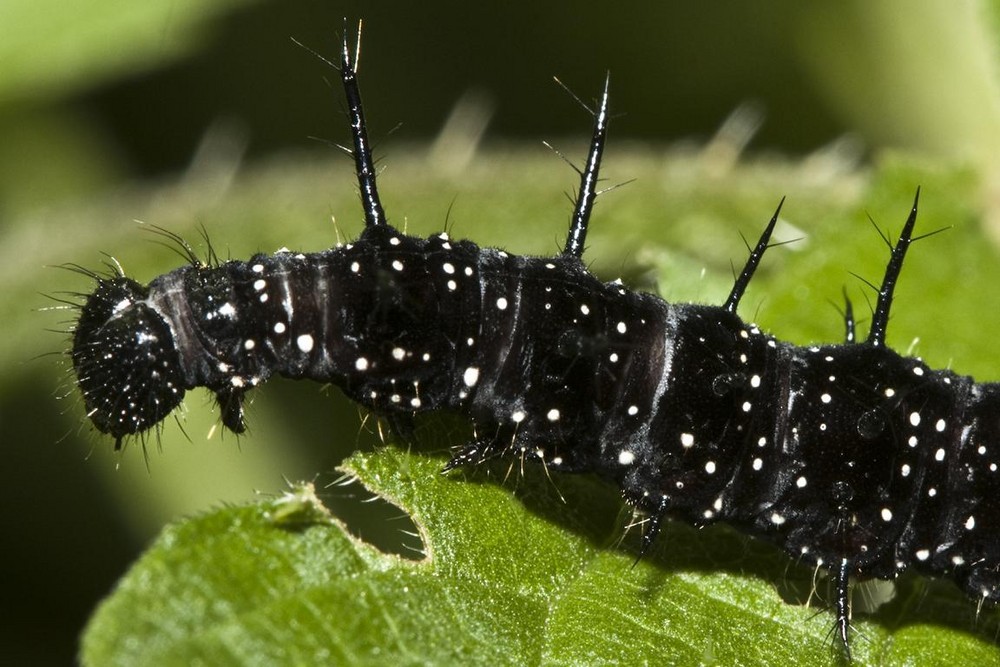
69, 29, 1000, 655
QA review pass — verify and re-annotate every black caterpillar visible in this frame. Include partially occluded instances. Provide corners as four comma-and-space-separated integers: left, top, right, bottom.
69, 31, 1000, 654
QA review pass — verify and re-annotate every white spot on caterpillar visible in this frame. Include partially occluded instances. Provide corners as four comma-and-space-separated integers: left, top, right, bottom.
273, 322, 286, 334
618, 450, 635, 465
350, 262, 360, 273
392, 260, 404, 271
881, 508, 893, 522
447, 280, 457, 291
252, 264, 264, 273
616, 321, 627, 334
935, 448, 945, 462
463, 367, 479, 387
901, 463, 911, 477
884, 388, 896, 397
742, 401, 752, 412
705, 460, 716, 474
609, 352, 619, 363
820, 393, 831, 404
253, 279, 266, 291
355, 357, 369, 371
512, 410, 526, 423
410, 397, 421, 408
547, 408, 560, 421
392, 347, 405, 360
580, 304, 590, 315
752, 458, 763, 471
258, 293, 268, 303
916, 549, 930, 561
443, 263, 455, 274
464, 267, 473, 276
244, 339, 255, 350
296, 334, 314, 352
966, 515, 976, 530
913, 366, 925, 376
770, 512, 786, 526
496, 297, 508, 310
680, 433, 695, 448
750, 375, 761, 388
796, 476, 807, 488
935, 418, 946, 432
218, 302, 236, 317
909, 412, 921, 426
627, 405, 639, 416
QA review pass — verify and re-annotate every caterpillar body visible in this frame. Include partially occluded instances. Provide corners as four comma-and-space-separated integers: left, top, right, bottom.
69, 32, 1000, 654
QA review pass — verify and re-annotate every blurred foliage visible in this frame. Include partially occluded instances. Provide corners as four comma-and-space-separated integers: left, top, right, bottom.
8, 0, 1000, 664
0, 0, 258, 213
0, 0, 256, 103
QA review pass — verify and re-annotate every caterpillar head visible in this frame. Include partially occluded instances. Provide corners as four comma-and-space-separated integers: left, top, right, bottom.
72, 276, 186, 448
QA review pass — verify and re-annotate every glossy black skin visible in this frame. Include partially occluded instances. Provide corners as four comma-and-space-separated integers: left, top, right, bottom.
70, 29, 1000, 655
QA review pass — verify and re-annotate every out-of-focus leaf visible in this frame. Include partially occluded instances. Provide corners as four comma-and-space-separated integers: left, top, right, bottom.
0, 0, 257, 104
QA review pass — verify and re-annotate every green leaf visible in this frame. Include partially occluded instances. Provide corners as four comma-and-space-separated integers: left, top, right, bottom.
82, 445, 1000, 666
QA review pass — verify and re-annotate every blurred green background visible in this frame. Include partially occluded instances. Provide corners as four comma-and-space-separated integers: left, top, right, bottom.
7, 1, 1000, 663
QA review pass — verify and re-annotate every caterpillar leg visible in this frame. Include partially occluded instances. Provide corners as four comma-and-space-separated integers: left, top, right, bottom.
832, 557, 853, 659
215, 386, 247, 434
639, 497, 670, 557
442, 434, 508, 472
